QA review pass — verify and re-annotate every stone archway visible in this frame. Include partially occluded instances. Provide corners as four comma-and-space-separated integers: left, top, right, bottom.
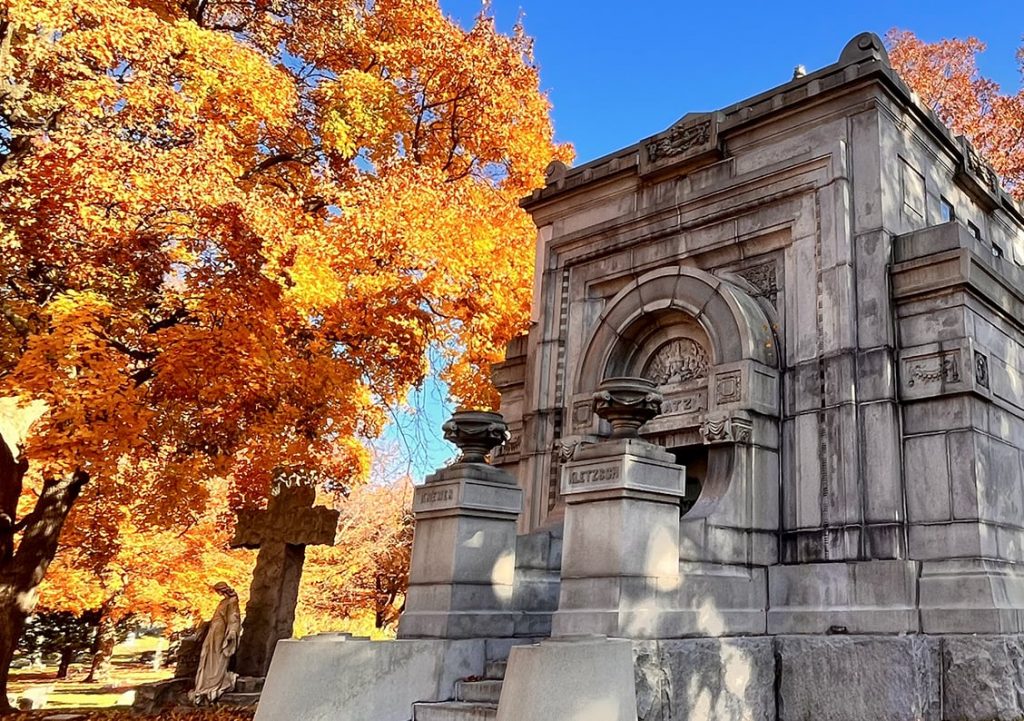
571, 265, 780, 533
575, 265, 777, 390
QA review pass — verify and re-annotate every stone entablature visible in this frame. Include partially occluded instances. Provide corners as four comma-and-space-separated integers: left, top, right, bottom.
524, 35, 1024, 243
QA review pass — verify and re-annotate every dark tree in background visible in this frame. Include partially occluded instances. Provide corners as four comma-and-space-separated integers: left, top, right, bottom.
18, 611, 99, 679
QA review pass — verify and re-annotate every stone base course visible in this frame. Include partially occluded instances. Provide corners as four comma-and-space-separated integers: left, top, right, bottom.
628, 634, 1024, 721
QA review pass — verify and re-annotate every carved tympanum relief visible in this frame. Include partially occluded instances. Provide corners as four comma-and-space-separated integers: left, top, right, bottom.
642, 338, 709, 386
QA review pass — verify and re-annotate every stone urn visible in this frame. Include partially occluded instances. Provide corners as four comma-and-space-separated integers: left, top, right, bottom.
442, 410, 510, 464
592, 377, 664, 439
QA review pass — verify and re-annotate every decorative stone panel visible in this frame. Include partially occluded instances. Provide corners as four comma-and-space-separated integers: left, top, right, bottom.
899, 339, 991, 401
639, 113, 723, 178
709, 360, 781, 416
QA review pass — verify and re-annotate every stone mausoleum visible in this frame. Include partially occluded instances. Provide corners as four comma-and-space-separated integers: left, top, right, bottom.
256, 32, 1024, 721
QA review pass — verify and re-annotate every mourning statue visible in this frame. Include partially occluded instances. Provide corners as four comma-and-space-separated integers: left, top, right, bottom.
190, 582, 241, 704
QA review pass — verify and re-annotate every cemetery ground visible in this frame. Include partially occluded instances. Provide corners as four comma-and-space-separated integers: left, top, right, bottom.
4, 637, 246, 718
3, 711, 253, 721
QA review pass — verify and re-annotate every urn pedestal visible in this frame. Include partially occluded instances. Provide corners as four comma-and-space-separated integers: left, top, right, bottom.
551, 379, 688, 638
398, 412, 524, 639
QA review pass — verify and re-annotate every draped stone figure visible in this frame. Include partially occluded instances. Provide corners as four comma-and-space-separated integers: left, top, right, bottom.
191, 582, 241, 704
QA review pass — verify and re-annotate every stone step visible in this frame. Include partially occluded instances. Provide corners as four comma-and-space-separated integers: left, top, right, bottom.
234, 676, 265, 694
412, 701, 497, 721
484, 659, 507, 679
219, 691, 262, 707
455, 679, 503, 704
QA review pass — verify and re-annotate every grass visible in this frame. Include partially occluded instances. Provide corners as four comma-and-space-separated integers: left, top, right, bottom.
9, 638, 174, 711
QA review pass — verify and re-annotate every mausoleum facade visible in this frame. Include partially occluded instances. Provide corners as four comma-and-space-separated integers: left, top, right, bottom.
495, 30, 1024, 644
257, 32, 1024, 721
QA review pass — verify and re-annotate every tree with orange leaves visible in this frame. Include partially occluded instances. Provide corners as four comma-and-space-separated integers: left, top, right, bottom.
298, 478, 414, 634
888, 30, 1024, 200
35, 480, 253, 681
0, 0, 568, 708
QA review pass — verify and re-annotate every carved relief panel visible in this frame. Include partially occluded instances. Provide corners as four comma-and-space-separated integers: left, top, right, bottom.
642, 338, 709, 385
634, 325, 713, 434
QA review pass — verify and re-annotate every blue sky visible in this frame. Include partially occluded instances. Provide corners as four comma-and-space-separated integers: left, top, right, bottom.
390, 1, 1023, 479
441, 0, 1023, 165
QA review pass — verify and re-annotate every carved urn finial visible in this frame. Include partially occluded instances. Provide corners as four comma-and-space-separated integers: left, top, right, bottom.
592, 377, 663, 439
442, 410, 510, 464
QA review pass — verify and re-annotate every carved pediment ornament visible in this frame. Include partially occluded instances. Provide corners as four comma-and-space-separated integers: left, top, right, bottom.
643, 338, 709, 386
964, 143, 1000, 193
646, 120, 712, 163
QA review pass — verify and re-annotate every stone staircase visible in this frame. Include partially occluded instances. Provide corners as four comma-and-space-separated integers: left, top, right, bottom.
412, 659, 507, 720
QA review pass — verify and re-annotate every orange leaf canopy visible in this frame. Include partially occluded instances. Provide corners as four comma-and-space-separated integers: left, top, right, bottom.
888, 30, 1024, 200
0, 0, 569, 558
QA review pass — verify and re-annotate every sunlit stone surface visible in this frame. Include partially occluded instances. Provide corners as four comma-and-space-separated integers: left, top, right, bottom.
258, 31, 1024, 721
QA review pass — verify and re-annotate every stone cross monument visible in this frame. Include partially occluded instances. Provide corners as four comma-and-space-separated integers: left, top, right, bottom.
231, 473, 339, 678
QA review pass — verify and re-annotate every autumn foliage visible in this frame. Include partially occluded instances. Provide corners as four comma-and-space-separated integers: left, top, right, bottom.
0, 0, 567, 707
298, 478, 414, 635
889, 30, 1024, 200
8, 711, 253, 721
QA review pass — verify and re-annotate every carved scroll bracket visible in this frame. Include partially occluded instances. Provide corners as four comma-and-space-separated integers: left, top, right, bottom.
700, 411, 754, 446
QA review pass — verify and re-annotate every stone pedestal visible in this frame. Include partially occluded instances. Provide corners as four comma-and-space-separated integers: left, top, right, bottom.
553, 438, 686, 638
496, 637, 638, 721
254, 636, 486, 721
399, 412, 523, 639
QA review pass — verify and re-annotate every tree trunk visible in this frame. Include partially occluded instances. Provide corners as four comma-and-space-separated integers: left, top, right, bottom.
0, 465, 86, 714
0, 595, 28, 713
375, 576, 385, 630
56, 646, 73, 679
85, 613, 114, 683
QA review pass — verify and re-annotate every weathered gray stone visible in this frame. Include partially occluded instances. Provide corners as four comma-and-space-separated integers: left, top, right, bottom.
776, 636, 941, 721
172, 622, 208, 679
943, 635, 1024, 721
255, 637, 485, 721
132, 677, 193, 714
633, 639, 775, 721
768, 561, 919, 634
231, 480, 340, 678
400, 442, 523, 640
496, 638, 637, 721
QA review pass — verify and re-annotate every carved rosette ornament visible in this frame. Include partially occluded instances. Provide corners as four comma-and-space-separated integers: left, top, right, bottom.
592, 377, 663, 439
442, 411, 510, 464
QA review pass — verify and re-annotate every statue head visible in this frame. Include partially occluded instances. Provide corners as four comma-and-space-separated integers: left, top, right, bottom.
213, 581, 236, 597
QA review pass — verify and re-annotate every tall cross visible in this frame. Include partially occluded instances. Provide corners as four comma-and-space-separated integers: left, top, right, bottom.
231, 476, 339, 678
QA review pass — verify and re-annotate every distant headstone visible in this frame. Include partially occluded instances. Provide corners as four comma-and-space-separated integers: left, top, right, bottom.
231, 475, 339, 678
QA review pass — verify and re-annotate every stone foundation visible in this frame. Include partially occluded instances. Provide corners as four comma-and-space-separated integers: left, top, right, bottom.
632, 635, 1024, 721
633, 638, 775, 721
